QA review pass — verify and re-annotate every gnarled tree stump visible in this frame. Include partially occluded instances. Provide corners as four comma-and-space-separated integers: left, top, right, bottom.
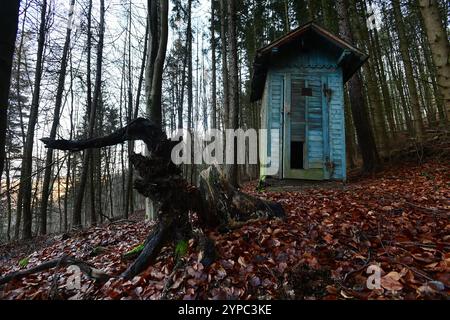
40, 118, 285, 280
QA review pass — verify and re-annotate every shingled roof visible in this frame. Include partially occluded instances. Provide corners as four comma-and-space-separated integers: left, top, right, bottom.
250, 21, 368, 102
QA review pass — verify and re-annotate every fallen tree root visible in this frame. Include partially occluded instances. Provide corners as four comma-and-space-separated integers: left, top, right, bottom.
0, 255, 112, 285
121, 217, 172, 279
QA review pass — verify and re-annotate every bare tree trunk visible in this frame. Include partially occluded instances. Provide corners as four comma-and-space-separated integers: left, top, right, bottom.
144, 0, 165, 220
0, 0, 20, 180
145, 0, 160, 117
105, 148, 114, 219
11, 4, 29, 236
150, 0, 168, 127
5, 152, 12, 240
219, 0, 229, 129
336, 0, 380, 172
17, 0, 48, 239
40, 0, 75, 235
418, 0, 450, 122
15, 1, 29, 147
187, 0, 193, 131
72, 0, 104, 228
371, 26, 397, 137
392, 0, 424, 140
125, 0, 134, 219
350, 0, 389, 152
135, 21, 149, 120
211, 0, 217, 129
227, 0, 239, 187
72, 0, 92, 228
420, 33, 447, 125
284, 0, 291, 32
63, 51, 75, 231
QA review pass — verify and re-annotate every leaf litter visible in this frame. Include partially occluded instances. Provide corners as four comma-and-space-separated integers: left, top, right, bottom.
0, 160, 448, 300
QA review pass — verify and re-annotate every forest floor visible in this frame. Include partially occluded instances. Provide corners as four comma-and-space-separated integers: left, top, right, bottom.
0, 160, 449, 300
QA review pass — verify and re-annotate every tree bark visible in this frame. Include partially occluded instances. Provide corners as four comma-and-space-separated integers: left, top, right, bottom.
125, 0, 134, 219
336, 0, 380, 172
227, 0, 240, 187
0, 0, 20, 179
350, 0, 389, 151
149, 0, 169, 127
392, 0, 425, 140
40, 0, 75, 235
73, 0, 105, 228
418, 0, 450, 122
219, 0, 230, 129
17, 0, 48, 239
145, 0, 160, 117
211, 0, 217, 129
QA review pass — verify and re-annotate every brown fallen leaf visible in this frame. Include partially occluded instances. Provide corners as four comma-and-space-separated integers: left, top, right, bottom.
381, 272, 403, 291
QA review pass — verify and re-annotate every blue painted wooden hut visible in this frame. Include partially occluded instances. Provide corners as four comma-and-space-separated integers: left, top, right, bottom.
250, 22, 368, 181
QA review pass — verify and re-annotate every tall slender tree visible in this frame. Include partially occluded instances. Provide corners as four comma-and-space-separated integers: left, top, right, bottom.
40, 0, 75, 235
0, 0, 20, 180
187, 0, 193, 130
336, 0, 380, 172
149, 0, 169, 126
219, 0, 229, 129
210, 0, 217, 129
392, 0, 424, 140
145, 0, 169, 220
227, 0, 239, 187
418, 0, 450, 122
17, 0, 48, 239
72, 0, 105, 228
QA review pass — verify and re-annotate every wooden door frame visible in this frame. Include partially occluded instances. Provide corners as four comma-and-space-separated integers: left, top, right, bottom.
282, 73, 328, 180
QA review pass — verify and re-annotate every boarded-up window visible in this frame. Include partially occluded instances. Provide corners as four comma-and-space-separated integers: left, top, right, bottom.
291, 78, 306, 142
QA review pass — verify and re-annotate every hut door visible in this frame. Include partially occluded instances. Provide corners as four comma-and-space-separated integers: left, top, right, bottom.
283, 74, 325, 180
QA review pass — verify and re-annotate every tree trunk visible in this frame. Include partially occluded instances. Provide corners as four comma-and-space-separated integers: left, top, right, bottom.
73, 0, 104, 229
392, 0, 425, 140
40, 0, 75, 235
149, 0, 168, 127
145, 0, 160, 117
5, 152, 12, 240
211, 0, 217, 129
418, 0, 450, 122
144, 0, 169, 221
351, 0, 389, 151
420, 32, 447, 125
219, 0, 230, 129
125, 0, 134, 219
336, 0, 380, 172
227, 0, 239, 187
0, 0, 20, 180
17, 0, 48, 239
371, 26, 397, 137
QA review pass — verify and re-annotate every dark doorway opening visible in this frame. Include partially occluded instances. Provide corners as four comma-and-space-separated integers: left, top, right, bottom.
291, 141, 304, 169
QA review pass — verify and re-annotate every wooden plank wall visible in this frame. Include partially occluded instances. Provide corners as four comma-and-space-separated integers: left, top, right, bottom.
261, 48, 346, 180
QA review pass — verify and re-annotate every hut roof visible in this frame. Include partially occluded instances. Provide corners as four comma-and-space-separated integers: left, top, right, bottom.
250, 21, 368, 102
